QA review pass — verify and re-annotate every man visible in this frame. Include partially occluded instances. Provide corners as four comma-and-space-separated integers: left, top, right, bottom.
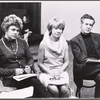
70, 14, 100, 98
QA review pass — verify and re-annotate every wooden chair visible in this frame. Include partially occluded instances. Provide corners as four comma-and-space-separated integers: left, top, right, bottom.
76, 79, 96, 98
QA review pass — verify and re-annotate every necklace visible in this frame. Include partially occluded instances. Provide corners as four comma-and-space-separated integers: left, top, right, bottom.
1, 38, 18, 54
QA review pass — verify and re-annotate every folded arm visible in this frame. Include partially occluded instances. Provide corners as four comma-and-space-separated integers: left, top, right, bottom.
23, 40, 34, 72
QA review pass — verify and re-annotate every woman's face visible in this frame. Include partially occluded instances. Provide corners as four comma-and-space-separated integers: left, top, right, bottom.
5, 25, 20, 40
23, 16, 27, 23
51, 27, 63, 38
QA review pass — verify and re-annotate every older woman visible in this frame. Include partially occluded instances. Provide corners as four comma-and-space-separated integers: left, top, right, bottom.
0, 14, 52, 98
38, 17, 70, 98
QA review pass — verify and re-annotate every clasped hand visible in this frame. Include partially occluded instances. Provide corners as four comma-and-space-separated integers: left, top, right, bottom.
24, 65, 32, 74
15, 65, 32, 75
49, 69, 61, 80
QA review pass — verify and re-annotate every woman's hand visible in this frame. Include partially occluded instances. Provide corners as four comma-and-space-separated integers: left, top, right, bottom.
15, 68, 24, 76
52, 69, 60, 76
24, 65, 32, 74
53, 70, 60, 80
49, 69, 60, 79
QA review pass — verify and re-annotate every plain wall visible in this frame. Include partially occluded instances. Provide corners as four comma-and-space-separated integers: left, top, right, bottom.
41, 1, 100, 40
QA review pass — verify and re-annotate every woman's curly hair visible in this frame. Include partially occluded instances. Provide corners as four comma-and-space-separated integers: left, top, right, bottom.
1, 14, 23, 33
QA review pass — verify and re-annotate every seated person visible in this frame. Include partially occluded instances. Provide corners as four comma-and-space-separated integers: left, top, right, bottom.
38, 17, 71, 98
21, 14, 32, 45
0, 14, 52, 98
70, 14, 100, 98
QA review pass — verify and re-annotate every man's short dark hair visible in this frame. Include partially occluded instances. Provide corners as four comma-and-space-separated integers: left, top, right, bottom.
81, 14, 95, 25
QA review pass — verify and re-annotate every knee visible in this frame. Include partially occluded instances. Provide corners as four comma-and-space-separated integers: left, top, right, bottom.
48, 85, 59, 95
60, 84, 68, 94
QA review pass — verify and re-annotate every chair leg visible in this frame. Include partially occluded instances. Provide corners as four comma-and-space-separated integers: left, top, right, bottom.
76, 87, 81, 98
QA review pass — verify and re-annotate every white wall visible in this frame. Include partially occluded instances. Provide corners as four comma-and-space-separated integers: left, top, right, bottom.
41, 1, 100, 40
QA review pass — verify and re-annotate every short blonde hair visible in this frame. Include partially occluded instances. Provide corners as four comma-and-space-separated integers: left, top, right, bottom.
47, 17, 65, 35
1, 14, 23, 33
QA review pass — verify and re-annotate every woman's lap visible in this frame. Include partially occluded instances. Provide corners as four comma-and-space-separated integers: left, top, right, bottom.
38, 71, 69, 88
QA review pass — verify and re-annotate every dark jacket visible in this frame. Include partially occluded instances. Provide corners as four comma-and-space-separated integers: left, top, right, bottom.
70, 32, 100, 88
0, 37, 34, 86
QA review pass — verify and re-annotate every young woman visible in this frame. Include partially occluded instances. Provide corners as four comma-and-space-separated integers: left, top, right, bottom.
38, 17, 70, 98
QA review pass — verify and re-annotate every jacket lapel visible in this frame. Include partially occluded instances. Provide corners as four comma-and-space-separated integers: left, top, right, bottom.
91, 33, 100, 58
77, 34, 87, 55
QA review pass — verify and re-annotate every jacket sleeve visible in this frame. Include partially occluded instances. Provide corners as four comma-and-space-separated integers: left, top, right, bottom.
70, 39, 85, 88
22, 40, 34, 71
70, 40, 87, 63
0, 67, 15, 77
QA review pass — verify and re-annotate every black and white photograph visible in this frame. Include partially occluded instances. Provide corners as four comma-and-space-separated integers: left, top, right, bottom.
0, 1, 100, 99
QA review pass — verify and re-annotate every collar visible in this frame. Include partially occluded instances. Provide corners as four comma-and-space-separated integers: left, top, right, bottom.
81, 32, 91, 38
3, 36, 16, 43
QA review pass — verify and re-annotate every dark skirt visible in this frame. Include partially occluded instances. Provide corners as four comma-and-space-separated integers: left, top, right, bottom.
2, 77, 51, 98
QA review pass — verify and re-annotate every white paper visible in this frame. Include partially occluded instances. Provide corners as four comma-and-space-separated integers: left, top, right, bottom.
0, 86, 34, 98
86, 58, 100, 63
13, 74, 37, 81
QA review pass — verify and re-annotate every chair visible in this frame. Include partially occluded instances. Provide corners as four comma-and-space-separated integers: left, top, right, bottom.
76, 79, 96, 98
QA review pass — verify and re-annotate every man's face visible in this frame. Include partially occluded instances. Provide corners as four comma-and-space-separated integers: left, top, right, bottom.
81, 18, 94, 35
